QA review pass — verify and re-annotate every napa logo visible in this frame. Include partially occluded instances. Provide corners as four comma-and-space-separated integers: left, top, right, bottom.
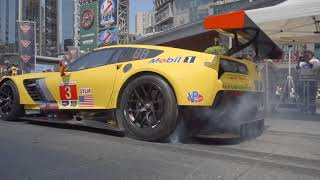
187, 91, 204, 103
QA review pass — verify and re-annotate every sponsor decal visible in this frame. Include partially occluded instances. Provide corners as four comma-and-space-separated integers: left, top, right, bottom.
79, 95, 94, 107
149, 56, 196, 64
21, 55, 32, 63
20, 40, 31, 48
71, 101, 78, 107
149, 57, 181, 63
187, 91, 204, 103
62, 101, 70, 107
223, 84, 252, 90
20, 24, 31, 33
61, 100, 78, 108
79, 88, 92, 95
80, 8, 96, 29
183, 56, 196, 63
59, 81, 78, 101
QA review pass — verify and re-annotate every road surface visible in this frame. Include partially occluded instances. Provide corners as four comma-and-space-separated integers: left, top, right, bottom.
0, 118, 319, 180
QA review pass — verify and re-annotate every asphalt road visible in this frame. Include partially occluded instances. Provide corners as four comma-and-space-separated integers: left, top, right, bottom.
0, 119, 320, 180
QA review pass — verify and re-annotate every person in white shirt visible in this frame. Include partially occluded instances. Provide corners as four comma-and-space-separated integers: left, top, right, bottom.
296, 50, 319, 114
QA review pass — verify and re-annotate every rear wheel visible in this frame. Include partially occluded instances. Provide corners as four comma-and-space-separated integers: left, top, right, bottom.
0, 80, 23, 121
117, 75, 178, 141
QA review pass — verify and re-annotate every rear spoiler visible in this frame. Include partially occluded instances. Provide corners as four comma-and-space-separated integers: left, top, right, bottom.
204, 11, 282, 60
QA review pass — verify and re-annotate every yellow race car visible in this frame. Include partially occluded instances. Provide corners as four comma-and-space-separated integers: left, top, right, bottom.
0, 44, 262, 140
0, 11, 281, 141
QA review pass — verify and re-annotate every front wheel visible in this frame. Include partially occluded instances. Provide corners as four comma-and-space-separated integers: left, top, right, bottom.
117, 75, 179, 141
0, 80, 23, 121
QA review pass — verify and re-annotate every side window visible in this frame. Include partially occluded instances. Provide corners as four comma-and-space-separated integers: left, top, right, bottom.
218, 58, 248, 78
114, 48, 164, 63
145, 49, 163, 59
68, 49, 116, 72
117, 48, 139, 62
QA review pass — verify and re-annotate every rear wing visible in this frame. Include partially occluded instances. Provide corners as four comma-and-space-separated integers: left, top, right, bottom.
204, 11, 282, 60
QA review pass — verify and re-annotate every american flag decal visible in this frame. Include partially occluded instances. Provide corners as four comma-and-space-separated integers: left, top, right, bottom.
183, 56, 196, 63
79, 95, 94, 107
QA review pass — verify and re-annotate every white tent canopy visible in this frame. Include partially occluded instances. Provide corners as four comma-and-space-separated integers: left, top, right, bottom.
246, 0, 320, 44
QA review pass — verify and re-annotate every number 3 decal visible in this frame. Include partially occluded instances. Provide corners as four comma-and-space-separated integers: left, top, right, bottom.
59, 82, 78, 100
64, 86, 72, 99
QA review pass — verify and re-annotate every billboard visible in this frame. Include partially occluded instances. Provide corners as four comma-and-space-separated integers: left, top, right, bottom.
80, 1, 98, 52
35, 64, 56, 72
98, 27, 118, 46
99, 0, 117, 28
17, 21, 36, 73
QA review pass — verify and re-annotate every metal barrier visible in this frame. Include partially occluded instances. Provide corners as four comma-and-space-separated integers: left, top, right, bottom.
297, 75, 317, 114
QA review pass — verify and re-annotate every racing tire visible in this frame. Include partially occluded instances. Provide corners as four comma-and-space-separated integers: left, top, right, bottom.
0, 80, 23, 121
117, 75, 179, 141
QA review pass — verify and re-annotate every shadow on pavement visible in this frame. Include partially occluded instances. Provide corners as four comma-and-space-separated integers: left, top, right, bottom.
27, 121, 125, 137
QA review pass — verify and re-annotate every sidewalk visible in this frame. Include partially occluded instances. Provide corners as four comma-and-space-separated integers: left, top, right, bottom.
265, 109, 320, 135
226, 110, 320, 161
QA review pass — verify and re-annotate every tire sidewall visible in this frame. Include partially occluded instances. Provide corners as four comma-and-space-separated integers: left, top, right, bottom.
0, 81, 23, 121
117, 75, 178, 141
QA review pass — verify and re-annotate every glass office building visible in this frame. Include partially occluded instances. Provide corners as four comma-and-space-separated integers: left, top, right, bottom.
154, 0, 285, 32
0, 0, 59, 57
58, 0, 74, 53
0, 0, 20, 54
23, 0, 58, 57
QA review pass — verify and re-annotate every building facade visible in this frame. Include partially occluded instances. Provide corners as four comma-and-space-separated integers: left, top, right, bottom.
135, 11, 155, 35
58, 0, 74, 54
153, 0, 285, 33
0, 0, 20, 54
0, 0, 62, 57
23, 0, 58, 57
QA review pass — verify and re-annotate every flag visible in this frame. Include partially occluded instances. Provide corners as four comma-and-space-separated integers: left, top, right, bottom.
79, 95, 94, 107
17, 21, 36, 73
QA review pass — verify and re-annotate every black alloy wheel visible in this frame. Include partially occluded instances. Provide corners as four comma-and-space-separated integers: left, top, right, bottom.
0, 81, 23, 121
126, 82, 164, 129
117, 75, 178, 141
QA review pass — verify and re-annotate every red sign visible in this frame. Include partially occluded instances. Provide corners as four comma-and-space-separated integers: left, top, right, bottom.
20, 40, 31, 48
20, 24, 31, 33
59, 82, 78, 100
21, 55, 31, 63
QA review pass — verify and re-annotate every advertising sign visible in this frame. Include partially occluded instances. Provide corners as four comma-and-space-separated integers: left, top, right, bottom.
98, 27, 118, 46
79, 0, 97, 4
99, 0, 117, 28
35, 64, 56, 72
273, 44, 308, 65
17, 21, 36, 73
80, 1, 98, 52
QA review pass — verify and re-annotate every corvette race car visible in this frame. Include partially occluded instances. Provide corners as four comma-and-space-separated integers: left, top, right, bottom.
0, 11, 281, 141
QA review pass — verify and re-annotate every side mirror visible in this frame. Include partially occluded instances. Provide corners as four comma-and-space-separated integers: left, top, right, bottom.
59, 60, 69, 76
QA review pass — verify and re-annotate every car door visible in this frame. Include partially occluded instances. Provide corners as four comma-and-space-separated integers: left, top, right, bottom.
45, 48, 118, 109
